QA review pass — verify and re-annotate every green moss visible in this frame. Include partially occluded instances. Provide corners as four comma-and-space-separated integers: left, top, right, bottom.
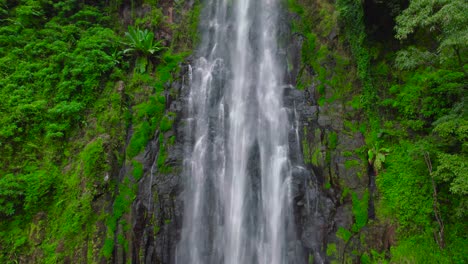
341, 187, 350, 203
127, 121, 152, 158
154, 225, 160, 234
325, 151, 332, 164
344, 159, 359, 169
318, 8, 336, 37
168, 135, 176, 146
287, 0, 305, 15
134, 5, 164, 30
81, 138, 108, 181
327, 131, 338, 150
157, 146, 167, 169
157, 133, 171, 173
356, 171, 363, 179
326, 243, 337, 256
351, 190, 369, 232
160, 112, 176, 133
318, 96, 326, 106
102, 238, 114, 259
302, 32, 317, 66
360, 253, 371, 264
117, 233, 128, 252
103, 177, 136, 259
127, 50, 187, 159
132, 160, 144, 181
311, 147, 322, 167
337, 227, 352, 242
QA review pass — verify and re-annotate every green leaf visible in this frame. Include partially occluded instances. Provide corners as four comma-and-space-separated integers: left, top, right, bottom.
368, 149, 375, 164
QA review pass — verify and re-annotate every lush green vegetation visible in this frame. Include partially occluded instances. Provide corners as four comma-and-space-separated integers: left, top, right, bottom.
337, 0, 467, 262
0, 0, 465, 263
0, 1, 122, 261
123, 25, 165, 73
289, 0, 466, 262
0, 0, 198, 262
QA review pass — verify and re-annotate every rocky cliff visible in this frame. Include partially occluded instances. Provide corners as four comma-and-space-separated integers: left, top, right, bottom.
121, 1, 382, 263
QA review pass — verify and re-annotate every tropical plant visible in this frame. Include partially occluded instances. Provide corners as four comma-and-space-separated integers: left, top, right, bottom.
123, 26, 165, 73
368, 145, 390, 175
123, 26, 164, 56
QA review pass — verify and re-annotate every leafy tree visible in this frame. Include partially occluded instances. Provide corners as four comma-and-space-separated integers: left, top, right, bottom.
434, 152, 467, 215
432, 100, 468, 218
395, 0, 467, 72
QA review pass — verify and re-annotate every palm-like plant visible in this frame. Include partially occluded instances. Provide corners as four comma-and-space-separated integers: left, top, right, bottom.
368, 145, 390, 175
123, 26, 164, 72
123, 26, 164, 55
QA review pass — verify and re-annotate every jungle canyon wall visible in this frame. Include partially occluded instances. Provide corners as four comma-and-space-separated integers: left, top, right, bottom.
1, 0, 466, 263
125, 0, 377, 263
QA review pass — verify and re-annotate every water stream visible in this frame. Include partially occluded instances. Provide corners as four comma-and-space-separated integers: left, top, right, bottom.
176, 0, 297, 263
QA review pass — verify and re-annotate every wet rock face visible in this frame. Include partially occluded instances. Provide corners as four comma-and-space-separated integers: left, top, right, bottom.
126, 3, 368, 264
284, 85, 337, 264
119, 1, 197, 263
129, 62, 192, 264
281, 8, 368, 264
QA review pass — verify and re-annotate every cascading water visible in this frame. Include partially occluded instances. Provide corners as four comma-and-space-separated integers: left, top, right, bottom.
177, 0, 298, 263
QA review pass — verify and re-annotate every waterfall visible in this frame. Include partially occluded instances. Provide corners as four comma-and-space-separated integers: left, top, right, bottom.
177, 0, 296, 263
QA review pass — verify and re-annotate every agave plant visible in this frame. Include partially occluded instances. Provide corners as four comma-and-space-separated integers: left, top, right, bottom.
123, 26, 164, 72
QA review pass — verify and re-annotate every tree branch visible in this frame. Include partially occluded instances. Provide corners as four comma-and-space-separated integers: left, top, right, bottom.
423, 151, 445, 249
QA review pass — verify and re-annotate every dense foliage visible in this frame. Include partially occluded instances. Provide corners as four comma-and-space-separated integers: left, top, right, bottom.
0, 0, 198, 262
0, 1, 126, 262
0, 0, 465, 263
288, 0, 466, 262
336, 0, 467, 262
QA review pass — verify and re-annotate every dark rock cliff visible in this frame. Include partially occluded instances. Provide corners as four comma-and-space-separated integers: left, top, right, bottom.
282, 17, 369, 262
128, 62, 190, 264
123, 1, 374, 264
